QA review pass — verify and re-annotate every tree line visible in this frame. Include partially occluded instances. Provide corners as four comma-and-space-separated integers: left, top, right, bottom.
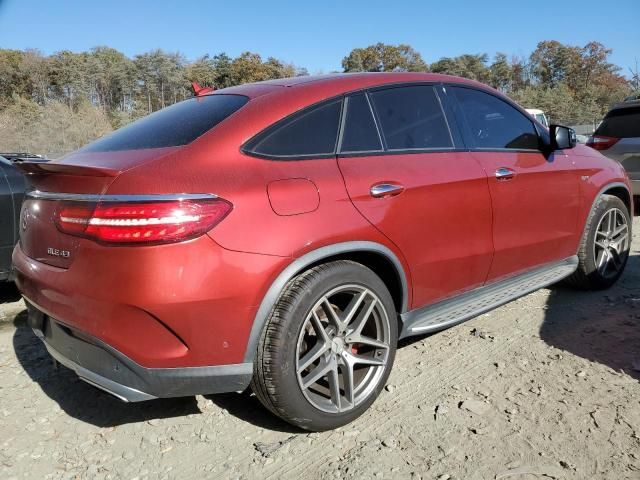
0, 41, 637, 155
343, 41, 637, 126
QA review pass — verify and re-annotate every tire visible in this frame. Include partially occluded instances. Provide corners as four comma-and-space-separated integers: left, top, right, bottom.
251, 260, 398, 431
565, 194, 631, 290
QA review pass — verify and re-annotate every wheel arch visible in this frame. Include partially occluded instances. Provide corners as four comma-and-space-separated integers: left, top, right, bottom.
243, 241, 409, 363
578, 182, 632, 248
601, 183, 632, 216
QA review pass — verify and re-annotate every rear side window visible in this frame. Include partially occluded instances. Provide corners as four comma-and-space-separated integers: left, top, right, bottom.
596, 107, 640, 138
339, 93, 382, 153
451, 87, 539, 150
84, 94, 248, 152
246, 100, 342, 158
369, 86, 452, 150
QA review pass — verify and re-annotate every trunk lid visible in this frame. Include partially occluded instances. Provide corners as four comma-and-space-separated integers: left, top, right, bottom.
16, 147, 180, 268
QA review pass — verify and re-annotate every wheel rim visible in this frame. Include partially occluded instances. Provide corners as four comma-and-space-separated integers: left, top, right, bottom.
295, 284, 391, 414
593, 207, 629, 279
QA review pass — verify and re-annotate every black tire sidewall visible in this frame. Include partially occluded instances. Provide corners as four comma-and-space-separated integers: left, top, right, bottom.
582, 195, 631, 288
264, 262, 397, 431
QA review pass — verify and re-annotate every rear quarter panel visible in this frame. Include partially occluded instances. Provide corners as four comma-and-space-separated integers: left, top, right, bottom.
103, 106, 414, 310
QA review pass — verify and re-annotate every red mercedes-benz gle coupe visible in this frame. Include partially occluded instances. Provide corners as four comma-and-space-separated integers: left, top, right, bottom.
13, 73, 632, 431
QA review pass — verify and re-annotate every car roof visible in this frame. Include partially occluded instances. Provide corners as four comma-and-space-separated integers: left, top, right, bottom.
212, 72, 492, 100
609, 99, 640, 112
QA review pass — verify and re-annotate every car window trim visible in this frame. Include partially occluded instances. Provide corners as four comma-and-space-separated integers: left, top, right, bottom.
337, 148, 468, 159
445, 83, 544, 153
435, 85, 466, 148
365, 92, 386, 151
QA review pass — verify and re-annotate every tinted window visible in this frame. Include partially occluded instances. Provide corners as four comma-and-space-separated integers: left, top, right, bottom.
84, 94, 248, 152
452, 87, 539, 150
249, 100, 342, 157
340, 94, 382, 153
369, 86, 452, 150
596, 107, 640, 138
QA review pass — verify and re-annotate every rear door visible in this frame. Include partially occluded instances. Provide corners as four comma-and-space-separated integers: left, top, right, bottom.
337, 85, 494, 308
447, 86, 580, 282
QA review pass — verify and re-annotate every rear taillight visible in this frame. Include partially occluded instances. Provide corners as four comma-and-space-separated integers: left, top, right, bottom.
55, 198, 232, 245
586, 135, 620, 150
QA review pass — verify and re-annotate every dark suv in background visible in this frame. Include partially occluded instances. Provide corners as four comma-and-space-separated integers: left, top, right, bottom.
588, 99, 640, 209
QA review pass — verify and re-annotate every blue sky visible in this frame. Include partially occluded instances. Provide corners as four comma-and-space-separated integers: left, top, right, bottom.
0, 0, 638, 75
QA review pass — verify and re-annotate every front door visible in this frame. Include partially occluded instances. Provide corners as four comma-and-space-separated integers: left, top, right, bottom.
448, 86, 580, 281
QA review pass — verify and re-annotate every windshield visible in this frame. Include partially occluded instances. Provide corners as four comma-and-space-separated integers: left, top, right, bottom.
83, 94, 249, 152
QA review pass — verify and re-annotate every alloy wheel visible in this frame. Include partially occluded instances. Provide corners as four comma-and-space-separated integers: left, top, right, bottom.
295, 284, 391, 414
593, 207, 629, 279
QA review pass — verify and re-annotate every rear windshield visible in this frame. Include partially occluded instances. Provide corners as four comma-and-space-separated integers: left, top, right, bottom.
83, 94, 248, 152
595, 107, 640, 138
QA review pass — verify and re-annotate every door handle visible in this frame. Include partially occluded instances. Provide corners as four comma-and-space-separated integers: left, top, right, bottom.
370, 183, 405, 198
495, 167, 516, 180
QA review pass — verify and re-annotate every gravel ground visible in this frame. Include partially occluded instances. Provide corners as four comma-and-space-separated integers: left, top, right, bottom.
1, 218, 639, 480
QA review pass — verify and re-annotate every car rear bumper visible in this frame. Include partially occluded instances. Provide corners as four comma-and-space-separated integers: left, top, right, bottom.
26, 301, 253, 402
12, 237, 286, 368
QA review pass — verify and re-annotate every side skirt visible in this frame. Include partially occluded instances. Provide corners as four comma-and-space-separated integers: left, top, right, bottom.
399, 256, 578, 339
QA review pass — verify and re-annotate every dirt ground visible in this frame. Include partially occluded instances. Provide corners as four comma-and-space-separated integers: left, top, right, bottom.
1, 218, 639, 480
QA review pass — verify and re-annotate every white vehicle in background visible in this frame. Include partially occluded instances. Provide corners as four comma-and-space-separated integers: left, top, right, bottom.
525, 108, 549, 128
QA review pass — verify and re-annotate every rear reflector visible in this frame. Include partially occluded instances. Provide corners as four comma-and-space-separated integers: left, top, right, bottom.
586, 135, 620, 150
55, 198, 232, 245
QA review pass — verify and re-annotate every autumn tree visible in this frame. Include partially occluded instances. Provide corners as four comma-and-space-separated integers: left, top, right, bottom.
489, 53, 512, 91
430, 54, 490, 83
0, 41, 633, 154
342, 43, 427, 72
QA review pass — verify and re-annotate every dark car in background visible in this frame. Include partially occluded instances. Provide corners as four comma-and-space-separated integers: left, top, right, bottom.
0, 154, 43, 281
588, 99, 640, 209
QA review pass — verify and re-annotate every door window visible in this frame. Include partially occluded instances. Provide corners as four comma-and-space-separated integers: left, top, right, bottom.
245, 99, 342, 158
369, 86, 453, 150
451, 87, 540, 150
339, 93, 382, 153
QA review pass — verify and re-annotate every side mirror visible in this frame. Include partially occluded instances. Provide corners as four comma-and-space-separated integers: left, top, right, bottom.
550, 124, 577, 150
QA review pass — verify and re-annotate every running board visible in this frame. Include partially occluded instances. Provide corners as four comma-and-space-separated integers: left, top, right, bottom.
399, 256, 578, 338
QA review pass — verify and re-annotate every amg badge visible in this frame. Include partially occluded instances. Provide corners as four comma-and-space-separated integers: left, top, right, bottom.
47, 247, 71, 258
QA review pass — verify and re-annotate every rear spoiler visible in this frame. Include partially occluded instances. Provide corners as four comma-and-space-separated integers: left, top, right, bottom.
13, 160, 121, 177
